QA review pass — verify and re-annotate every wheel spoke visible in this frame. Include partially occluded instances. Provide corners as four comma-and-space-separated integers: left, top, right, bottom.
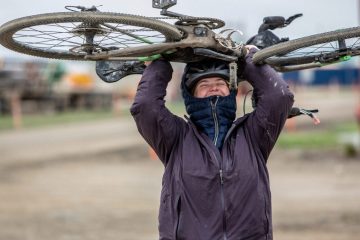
349, 37, 360, 48
14, 31, 85, 49
10, 20, 169, 55
281, 36, 360, 60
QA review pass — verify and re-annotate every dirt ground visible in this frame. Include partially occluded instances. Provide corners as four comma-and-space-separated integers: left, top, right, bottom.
0, 88, 360, 240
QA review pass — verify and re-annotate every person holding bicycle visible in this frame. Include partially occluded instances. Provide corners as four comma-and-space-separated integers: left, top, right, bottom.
130, 46, 294, 240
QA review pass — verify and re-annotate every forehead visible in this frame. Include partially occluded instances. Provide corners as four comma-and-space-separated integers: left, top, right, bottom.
197, 77, 227, 84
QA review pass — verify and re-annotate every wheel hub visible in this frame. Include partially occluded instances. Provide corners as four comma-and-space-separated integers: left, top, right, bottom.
71, 22, 109, 35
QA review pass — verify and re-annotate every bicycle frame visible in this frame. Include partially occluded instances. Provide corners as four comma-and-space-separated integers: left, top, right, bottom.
0, 0, 321, 121
0, 0, 357, 74
82, 0, 244, 62
85, 24, 242, 62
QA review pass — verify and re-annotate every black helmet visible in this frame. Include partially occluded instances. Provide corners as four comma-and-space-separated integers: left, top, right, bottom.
183, 60, 230, 90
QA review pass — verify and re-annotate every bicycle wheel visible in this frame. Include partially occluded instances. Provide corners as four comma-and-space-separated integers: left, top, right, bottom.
253, 27, 360, 69
0, 12, 183, 60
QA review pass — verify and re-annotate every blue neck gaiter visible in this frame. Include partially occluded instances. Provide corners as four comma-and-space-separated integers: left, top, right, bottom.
182, 83, 237, 149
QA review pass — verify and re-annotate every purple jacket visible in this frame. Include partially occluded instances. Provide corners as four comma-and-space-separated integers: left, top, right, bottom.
130, 50, 294, 240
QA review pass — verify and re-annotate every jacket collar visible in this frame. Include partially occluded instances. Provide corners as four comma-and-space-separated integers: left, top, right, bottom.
185, 113, 249, 148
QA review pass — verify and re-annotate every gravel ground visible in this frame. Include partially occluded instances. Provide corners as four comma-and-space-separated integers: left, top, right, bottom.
0, 88, 359, 240
0, 143, 359, 240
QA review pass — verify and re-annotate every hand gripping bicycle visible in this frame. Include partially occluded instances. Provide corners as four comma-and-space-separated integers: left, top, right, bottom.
1, 0, 340, 121
0, 0, 359, 75
0, 0, 247, 89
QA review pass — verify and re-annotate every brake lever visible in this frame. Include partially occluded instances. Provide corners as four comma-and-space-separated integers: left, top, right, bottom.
288, 107, 320, 125
285, 13, 303, 26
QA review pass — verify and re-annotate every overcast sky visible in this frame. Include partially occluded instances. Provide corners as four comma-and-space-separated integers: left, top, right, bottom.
0, 0, 359, 58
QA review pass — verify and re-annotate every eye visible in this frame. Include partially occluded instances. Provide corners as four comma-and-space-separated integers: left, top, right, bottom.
198, 82, 209, 88
217, 81, 227, 87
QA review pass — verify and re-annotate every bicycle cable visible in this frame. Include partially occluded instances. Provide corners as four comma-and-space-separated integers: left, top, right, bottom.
242, 89, 253, 115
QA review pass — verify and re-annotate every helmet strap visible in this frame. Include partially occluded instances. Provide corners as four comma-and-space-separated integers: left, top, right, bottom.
229, 62, 238, 90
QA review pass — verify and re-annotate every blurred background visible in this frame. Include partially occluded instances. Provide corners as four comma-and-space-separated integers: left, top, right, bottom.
0, 0, 360, 240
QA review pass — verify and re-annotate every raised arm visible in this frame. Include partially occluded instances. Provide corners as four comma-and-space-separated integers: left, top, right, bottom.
130, 60, 185, 165
242, 48, 294, 160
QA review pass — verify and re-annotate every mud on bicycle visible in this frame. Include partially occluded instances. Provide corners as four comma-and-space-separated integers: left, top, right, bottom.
1, 0, 360, 70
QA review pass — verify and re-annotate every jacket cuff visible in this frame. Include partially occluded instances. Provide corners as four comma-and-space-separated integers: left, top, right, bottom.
146, 59, 173, 72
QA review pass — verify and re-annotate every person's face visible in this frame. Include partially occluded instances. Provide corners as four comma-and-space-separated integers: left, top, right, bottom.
193, 77, 230, 98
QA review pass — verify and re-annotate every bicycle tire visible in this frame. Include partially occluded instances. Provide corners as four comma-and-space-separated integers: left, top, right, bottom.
0, 12, 183, 60
273, 62, 322, 72
253, 27, 360, 68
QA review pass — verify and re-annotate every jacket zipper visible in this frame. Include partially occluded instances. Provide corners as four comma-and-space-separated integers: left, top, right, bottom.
211, 97, 227, 239
212, 152, 227, 240
210, 97, 220, 146
186, 115, 227, 239
219, 169, 227, 240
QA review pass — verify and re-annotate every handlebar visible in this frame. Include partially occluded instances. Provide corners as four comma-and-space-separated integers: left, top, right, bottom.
247, 13, 303, 49
258, 13, 303, 33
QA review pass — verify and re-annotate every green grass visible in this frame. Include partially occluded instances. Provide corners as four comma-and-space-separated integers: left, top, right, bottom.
0, 101, 184, 132
277, 131, 338, 149
1, 101, 358, 151
167, 101, 359, 150
0, 109, 119, 131
277, 122, 358, 149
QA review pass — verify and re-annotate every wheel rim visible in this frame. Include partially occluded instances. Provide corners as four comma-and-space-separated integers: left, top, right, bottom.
5, 18, 174, 59
270, 37, 360, 66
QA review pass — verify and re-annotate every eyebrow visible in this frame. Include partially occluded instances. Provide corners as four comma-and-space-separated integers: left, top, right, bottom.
198, 78, 226, 84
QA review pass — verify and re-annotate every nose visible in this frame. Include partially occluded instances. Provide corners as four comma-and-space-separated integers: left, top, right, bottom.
209, 84, 219, 91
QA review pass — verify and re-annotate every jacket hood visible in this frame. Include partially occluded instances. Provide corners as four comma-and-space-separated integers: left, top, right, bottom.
181, 74, 237, 149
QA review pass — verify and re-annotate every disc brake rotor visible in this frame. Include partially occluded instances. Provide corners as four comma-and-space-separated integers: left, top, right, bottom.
175, 17, 225, 29
69, 22, 111, 54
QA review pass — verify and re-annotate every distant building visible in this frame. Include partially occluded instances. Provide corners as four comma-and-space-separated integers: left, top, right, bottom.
282, 67, 360, 86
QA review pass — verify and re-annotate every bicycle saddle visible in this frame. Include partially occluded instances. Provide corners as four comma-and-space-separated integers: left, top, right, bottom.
96, 60, 146, 83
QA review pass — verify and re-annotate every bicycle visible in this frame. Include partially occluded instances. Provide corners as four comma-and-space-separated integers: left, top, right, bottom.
0, 0, 331, 121
1, 0, 360, 70
250, 15, 360, 72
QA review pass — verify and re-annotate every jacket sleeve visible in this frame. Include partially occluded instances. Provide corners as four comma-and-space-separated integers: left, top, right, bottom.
242, 48, 294, 160
130, 60, 185, 165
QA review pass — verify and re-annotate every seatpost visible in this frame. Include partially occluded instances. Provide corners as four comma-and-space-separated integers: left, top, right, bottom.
152, 0, 189, 18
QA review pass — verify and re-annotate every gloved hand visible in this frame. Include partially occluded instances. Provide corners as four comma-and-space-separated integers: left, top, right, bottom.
245, 30, 282, 49
237, 45, 259, 79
